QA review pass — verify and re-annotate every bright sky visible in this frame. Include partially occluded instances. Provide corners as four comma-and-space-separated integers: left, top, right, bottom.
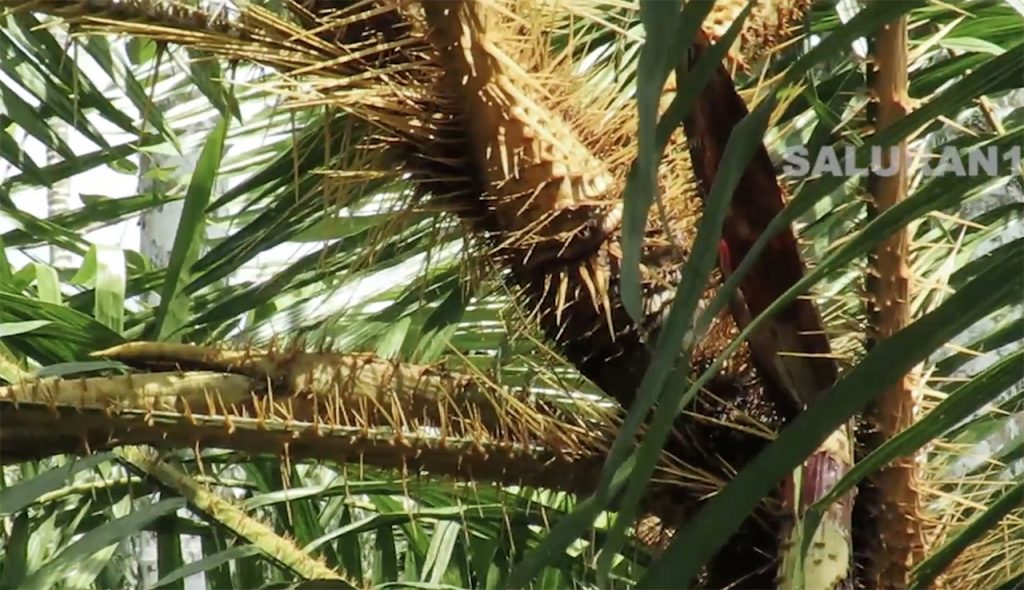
1, 52, 432, 328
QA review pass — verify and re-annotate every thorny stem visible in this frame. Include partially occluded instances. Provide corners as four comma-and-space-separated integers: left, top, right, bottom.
115, 446, 353, 585
0, 343, 676, 496
864, 11, 925, 589
0, 346, 353, 585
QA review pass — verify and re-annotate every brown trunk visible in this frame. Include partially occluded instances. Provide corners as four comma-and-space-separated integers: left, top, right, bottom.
681, 32, 853, 590
862, 13, 925, 589
416, 4, 831, 587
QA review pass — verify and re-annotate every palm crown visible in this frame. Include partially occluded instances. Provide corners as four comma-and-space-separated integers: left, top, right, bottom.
0, 0, 1021, 589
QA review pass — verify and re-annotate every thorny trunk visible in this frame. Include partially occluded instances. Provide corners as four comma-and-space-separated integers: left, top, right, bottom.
861, 11, 925, 589
415, 3, 848, 587
0, 343, 635, 493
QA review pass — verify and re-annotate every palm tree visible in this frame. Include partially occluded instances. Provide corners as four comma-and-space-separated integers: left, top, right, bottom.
1, 0, 1021, 588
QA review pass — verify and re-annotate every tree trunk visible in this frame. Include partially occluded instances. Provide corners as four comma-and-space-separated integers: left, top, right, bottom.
415, 3, 840, 586
862, 12, 925, 589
